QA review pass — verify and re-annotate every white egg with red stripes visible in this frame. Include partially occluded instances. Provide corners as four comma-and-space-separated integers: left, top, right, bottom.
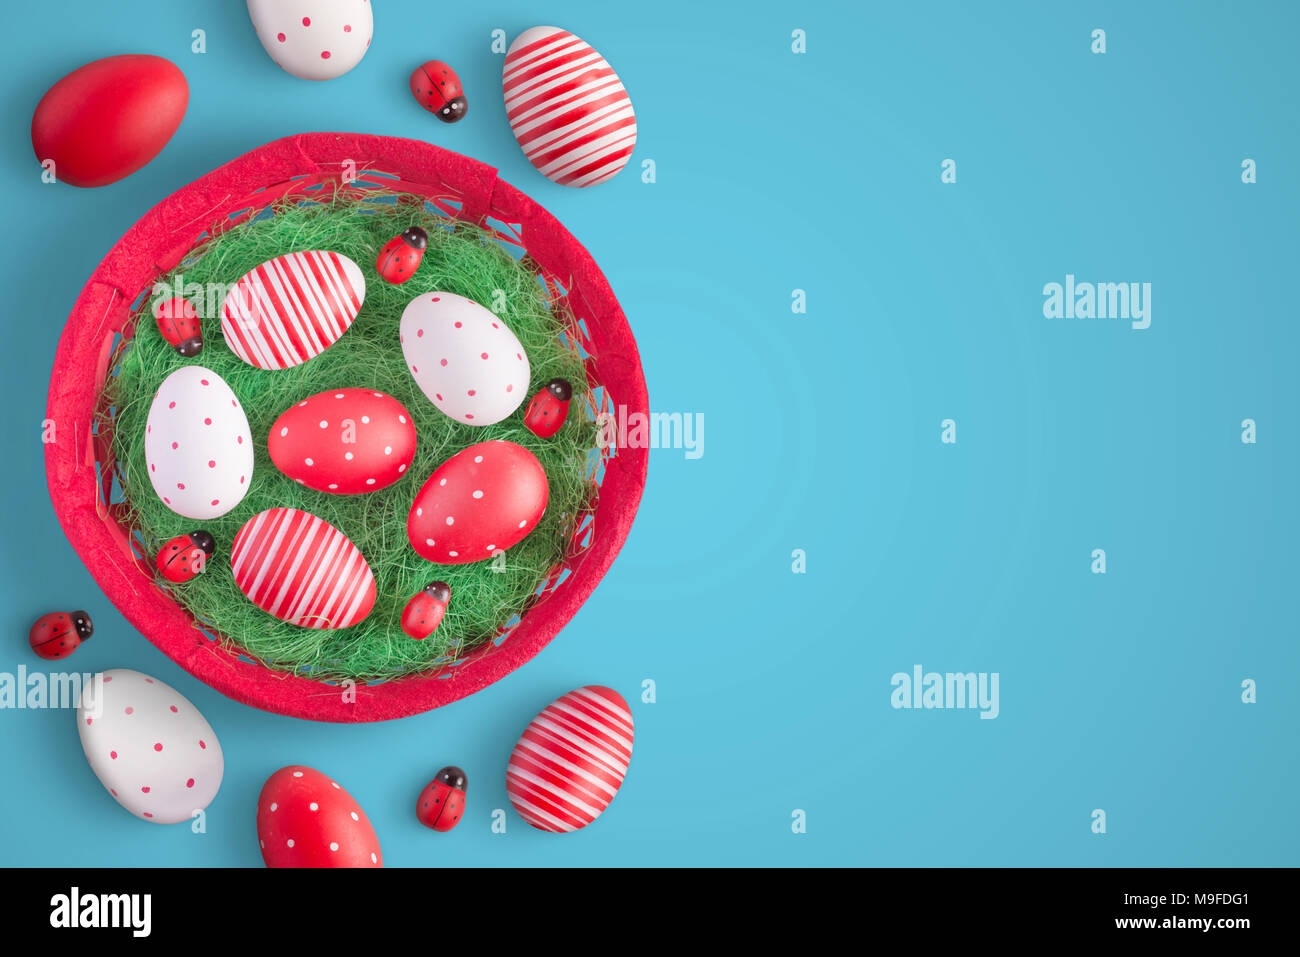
144, 366, 254, 520
220, 250, 366, 369
503, 26, 637, 187
506, 685, 634, 832
231, 507, 376, 629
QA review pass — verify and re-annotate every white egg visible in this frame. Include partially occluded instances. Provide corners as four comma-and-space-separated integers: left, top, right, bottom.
77, 669, 224, 824
399, 292, 531, 426
144, 366, 254, 520
246, 0, 373, 82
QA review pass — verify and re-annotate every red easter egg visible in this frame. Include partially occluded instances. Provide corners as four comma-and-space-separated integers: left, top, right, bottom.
269, 389, 416, 494
31, 55, 188, 188
256, 766, 383, 868
407, 440, 548, 564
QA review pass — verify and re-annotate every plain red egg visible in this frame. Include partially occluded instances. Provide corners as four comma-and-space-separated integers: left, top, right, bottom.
31, 54, 188, 188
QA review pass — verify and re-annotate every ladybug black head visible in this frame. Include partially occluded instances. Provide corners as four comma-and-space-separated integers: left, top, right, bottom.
436, 766, 467, 791
437, 96, 468, 123
545, 378, 573, 401
188, 530, 217, 555
176, 337, 203, 358
423, 581, 451, 604
401, 226, 429, 251
71, 611, 93, 641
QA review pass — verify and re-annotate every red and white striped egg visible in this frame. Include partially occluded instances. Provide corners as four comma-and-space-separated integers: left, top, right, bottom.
220, 250, 365, 369
507, 685, 634, 832
503, 26, 637, 188
231, 507, 376, 629
77, 669, 224, 824
144, 365, 254, 520
399, 292, 530, 426
257, 766, 382, 868
269, 388, 416, 494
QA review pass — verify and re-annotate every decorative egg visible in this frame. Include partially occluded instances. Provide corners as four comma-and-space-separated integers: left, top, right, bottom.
507, 686, 633, 832
31, 54, 188, 188
399, 292, 530, 426
144, 366, 254, 520
407, 441, 548, 565
503, 27, 636, 187
77, 669, 224, 824
231, 508, 376, 629
257, 766, 382, 867
220, 250, 365, 369
268, 389, 416, 494
246, 0, 374, 82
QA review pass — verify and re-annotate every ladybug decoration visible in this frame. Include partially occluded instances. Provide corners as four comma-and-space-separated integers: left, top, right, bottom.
155, 530, 216, 583
401, 581, 450, 640
409, 60, 467, 123
153, 296, 202, 357
524, 378, 573, 439
29, 611, 93, 660
416, 766, 467, 832
376, 227, 428, 285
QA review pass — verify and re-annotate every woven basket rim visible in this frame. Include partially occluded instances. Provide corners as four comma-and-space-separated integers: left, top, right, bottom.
44, 132, 649, 723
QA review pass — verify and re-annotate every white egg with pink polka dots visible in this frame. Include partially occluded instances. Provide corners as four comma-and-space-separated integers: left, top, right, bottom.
246, 0, 373, 82
77, 669, 224, 824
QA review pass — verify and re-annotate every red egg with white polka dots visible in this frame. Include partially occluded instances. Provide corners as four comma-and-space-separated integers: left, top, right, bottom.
268, 388, 416, 494
257, 766, 383, 868
407, 440, 548, 564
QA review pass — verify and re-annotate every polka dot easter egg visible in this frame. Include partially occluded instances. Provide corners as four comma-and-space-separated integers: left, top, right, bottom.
77, 669, 224, 824
407, 441, 548, 565
220, 250, 365, 370
246, 0, 373, 82
144, 366, 254, 520
231, 508, 376, 629
268, 388, 416, 494
399, 291, 530, 426
257, 766, 382, 868
507, 686, 634, 832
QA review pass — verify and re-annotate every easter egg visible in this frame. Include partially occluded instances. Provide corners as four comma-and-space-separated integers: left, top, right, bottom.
231, 508, 376, 629
31, 54, 188, 188
144, 366, 254, 520
503, 27, 636, 187
220, 250, 365, 369
246, 0, 374, 82
268, 389, 416, 494
399, 292, 530, 426
257, 766, 382, 867
507, 686, 633, 832
77, 669, 224, 824
407, 441, 548, 564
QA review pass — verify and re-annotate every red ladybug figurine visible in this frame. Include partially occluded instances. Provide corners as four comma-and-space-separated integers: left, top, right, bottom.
524, 378, 573, 438
416, 766, 467, 832
29, 611, 93, 661
409, 60, 467, 123
153, 296, 202, 357
156, 531, 216, 583
376, 226, 428, 285
401, 581, 450, 639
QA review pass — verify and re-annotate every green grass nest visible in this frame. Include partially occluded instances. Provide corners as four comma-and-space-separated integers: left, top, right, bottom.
105, 192, 597, 682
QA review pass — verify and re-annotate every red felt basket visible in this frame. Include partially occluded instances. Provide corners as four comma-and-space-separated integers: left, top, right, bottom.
44, 133, 648, 723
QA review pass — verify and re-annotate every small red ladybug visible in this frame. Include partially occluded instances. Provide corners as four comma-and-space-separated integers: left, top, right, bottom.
409, 60, 467, 123
401, 581, 450, 639
416, 766, 467, 832
376, 226, 428, 285
156, 531, 216, 583
153, 297, 202, 357
29, 611, 93, 661
524, 378, 573, 438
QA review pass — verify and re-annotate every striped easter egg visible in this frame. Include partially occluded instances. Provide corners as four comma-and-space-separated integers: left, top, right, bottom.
220, 250, 366, 369
230, 507, 376, 629
503, 27, 637, 188
506, 686, 634, 832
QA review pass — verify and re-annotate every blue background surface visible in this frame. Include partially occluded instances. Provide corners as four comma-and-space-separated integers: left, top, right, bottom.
1, 0, 1297, 866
